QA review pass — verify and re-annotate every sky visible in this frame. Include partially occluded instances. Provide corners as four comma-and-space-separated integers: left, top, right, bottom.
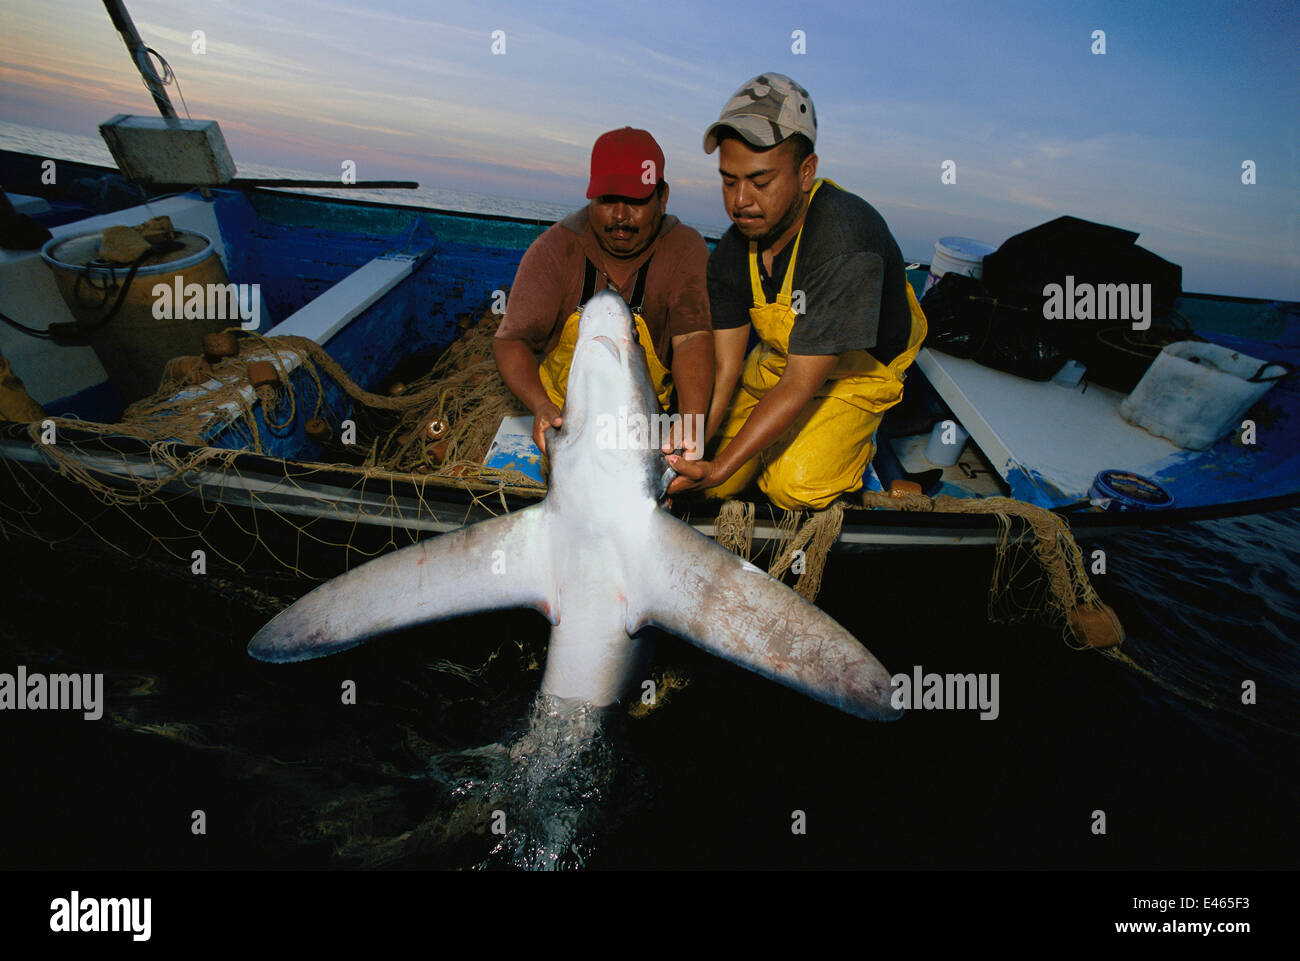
1, 0, 1297, 299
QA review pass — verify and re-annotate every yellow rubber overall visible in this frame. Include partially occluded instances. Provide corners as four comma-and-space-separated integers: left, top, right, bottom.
539, 304, 673, 412
709, 179, 928, 510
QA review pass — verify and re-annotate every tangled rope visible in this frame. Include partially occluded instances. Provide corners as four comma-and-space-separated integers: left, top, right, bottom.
860, 490, 1123, 648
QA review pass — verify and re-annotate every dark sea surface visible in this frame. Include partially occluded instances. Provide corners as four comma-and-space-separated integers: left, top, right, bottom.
2, 505, 1296, 872
1, 122, 1295, 878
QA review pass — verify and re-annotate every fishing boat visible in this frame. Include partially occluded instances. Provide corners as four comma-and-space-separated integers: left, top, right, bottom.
4, 150, 1296, 569
2, 6, 1297, 584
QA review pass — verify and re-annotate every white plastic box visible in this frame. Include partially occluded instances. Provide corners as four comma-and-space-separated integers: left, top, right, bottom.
99, 114, 237, 186
1119, 341, 1287, 450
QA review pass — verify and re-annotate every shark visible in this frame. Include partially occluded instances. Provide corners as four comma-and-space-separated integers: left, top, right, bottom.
248, 290, 901, 721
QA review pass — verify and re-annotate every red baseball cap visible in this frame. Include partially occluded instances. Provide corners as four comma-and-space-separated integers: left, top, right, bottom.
586, 128, 665, 199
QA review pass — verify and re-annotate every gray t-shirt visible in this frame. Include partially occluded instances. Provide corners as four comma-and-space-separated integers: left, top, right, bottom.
707, 181, 912, 364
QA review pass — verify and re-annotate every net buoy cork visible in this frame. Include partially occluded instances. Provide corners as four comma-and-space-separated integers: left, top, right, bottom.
164, 355, 210, 386
1069, 603, 1126, 648
247, 361, 279, 389
202, 331, 240, 363
424, 418, 448, 440
305, 417, 332, 442
179, 356, 210, 386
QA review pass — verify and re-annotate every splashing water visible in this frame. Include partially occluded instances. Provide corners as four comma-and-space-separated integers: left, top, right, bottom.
425, 694, 639, 870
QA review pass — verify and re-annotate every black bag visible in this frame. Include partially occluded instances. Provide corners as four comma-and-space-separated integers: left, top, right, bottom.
981, 215, 1182, 316
928, 215, 1191, 390
921, 273, 1066, 381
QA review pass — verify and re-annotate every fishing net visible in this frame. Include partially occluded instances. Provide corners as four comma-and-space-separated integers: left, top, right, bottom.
710, 489, 1272, 733
765, 501, 844, 602
858, 489, 1124, 650
4, 288, 1114, 648
708, 486, 1121, 650
713, 498, 754, 559
365, 308, 533, 481
0, 293, 546, 581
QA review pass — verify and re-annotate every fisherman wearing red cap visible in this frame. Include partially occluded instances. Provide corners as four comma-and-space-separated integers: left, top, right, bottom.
494, 128, 713, 456
667, 74, 928, 510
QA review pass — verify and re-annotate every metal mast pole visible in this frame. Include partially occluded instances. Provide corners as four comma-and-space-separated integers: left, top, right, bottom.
101, 0, 177, 119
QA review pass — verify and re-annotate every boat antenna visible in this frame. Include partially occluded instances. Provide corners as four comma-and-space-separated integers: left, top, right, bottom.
101, 0, 178, 120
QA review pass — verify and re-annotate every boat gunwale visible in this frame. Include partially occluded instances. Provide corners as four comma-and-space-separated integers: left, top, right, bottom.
3, 420, 1296, 539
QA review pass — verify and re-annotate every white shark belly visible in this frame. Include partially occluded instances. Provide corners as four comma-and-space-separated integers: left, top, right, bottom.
537, 507, 646, 706
539, 616, 645, 706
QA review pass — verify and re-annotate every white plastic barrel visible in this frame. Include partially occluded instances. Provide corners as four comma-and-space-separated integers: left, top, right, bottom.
40, 228, 231, 403
924, 236, 997, 294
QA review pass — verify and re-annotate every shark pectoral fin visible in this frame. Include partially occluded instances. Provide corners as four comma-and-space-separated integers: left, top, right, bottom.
633, 513, 902, 721
248, 505, 554, 663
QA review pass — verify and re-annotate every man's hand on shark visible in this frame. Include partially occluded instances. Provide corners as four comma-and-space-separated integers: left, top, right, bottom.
531, 401, 563, 454
665, 455, 719, 495
660, 417, 703, 462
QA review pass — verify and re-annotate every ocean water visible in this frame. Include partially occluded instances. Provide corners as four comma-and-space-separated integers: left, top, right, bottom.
1, 122, 1297, 876
0, 120, 729, 237
1, 503, 1296, 873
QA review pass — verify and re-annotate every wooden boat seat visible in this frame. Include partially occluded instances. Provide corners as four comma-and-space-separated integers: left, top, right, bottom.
914, 346, 1183, 508
270, 252, 420, 345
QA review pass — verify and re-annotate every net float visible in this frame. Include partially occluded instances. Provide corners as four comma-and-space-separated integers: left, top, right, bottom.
202, 330, 240, 363
247, 360, 279, 389
1068, 603, 1126, 648
305, 417, 332, 442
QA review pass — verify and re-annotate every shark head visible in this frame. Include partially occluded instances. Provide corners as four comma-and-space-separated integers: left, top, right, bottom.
564, 290, 648, 426
549, 290, 670, 504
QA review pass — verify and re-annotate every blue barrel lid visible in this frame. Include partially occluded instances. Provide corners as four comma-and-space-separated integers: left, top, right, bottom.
1088, 469, 1175, 510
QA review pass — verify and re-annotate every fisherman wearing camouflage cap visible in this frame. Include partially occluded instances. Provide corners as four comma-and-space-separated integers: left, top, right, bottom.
667, 73, 929, 510
495, 127, 714, 457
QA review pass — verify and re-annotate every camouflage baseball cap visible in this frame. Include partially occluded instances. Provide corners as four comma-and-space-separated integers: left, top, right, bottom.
703, 73, 817, 154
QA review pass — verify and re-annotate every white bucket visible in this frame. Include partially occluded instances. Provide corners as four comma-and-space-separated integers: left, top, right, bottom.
924, 419, 970, 466
1119, 341, 1288, 450
924, 236, 997, 294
